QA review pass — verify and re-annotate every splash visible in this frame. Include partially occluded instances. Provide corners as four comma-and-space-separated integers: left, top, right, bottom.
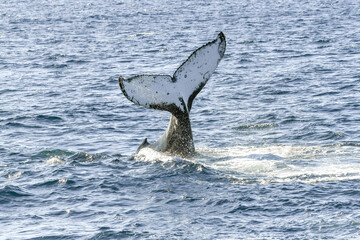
135, 147, 175, 163
197, 144, 360, 184
135, 147, 207, 174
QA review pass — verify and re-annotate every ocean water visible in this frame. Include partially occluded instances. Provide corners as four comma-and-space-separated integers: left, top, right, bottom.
1, 0, 360, 239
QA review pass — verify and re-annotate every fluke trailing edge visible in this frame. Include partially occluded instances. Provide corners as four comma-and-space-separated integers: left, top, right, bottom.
119, 32, 226, 157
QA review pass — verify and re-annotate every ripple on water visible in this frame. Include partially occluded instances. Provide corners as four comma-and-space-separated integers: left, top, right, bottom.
0, 185, 32, 204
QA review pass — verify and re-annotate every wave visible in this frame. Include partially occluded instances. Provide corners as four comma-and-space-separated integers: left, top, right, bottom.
36, 149, 74, 159
234, 123, 279, 130
35, 115, 64, 123
32, 143, 360, 185
0, 185, 32, 204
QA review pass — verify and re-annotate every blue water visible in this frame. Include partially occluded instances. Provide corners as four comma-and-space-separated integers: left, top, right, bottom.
1, 0, 360, 239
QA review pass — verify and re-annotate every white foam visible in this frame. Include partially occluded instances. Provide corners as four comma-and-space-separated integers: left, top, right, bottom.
135, 147, 175, 163
8, 172, 23, 179
45, 156, 64, 165
135, 147, 202, 171
134, 144, 360, 184
197, 144, 360, 184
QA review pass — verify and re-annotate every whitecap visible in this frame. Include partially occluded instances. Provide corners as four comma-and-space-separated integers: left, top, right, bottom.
45, 157, 64, 165
8, 172, 23, 179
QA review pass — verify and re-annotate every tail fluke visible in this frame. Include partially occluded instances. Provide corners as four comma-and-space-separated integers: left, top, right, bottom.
119, 32, 226, 115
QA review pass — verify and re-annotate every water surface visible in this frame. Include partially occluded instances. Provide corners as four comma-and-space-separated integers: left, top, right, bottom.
1, 0, 360, 239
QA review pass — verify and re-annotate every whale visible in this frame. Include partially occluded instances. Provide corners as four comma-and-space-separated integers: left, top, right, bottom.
119, 32, 226, 158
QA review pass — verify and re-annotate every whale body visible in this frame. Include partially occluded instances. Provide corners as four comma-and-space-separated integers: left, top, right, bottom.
119, 32, 226, 157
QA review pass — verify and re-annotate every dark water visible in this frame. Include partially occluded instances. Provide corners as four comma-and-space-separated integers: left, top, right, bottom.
1, 0, 360, 239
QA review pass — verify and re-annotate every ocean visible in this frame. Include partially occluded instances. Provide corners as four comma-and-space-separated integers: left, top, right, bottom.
1, 0, 360, 239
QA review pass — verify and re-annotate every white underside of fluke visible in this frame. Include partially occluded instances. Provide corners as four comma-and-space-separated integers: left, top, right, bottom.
122, 74, 181, 109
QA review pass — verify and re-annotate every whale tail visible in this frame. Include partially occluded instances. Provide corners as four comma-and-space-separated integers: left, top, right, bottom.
119, 32, 226, 116
119, 32, 226, 157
